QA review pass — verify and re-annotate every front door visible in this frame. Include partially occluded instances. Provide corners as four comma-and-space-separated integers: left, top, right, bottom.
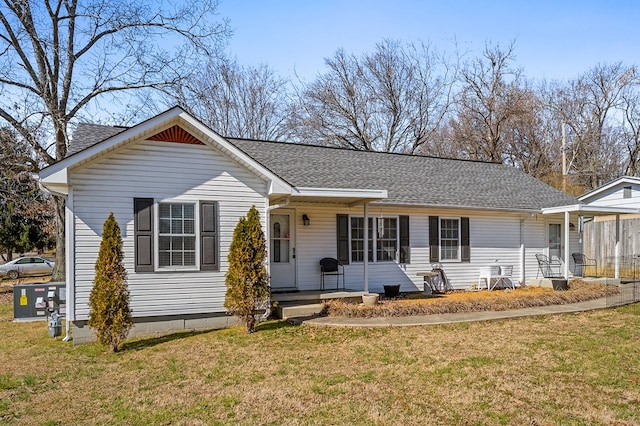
548, 223, 562, 263
270, 210, 296, 289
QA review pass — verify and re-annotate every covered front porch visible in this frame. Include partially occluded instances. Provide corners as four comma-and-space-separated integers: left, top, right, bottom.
266, 187, 389, 295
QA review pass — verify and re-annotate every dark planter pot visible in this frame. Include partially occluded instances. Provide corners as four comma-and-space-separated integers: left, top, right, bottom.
383, 285, 401, 298
551, 279, 568, 291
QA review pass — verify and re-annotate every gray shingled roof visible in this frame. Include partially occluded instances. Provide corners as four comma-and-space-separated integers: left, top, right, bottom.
67, 123, 127, 156
66, 123, 578, 211
229, 138, 578, 210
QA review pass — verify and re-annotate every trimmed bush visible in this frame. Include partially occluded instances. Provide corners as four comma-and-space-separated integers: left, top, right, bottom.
88, 213, 132, 352
224, 206, 269, 333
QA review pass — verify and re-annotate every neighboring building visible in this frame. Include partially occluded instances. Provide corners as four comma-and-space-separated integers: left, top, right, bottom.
579, 176, 640, 210
578, 177, 640, 277
40, 107, 595, 343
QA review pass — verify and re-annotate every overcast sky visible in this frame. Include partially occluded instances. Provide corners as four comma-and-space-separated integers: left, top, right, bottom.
217, 0, 639, 82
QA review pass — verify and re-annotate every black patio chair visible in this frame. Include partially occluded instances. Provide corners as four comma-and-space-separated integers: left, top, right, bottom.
572, 253, 597, 277
535, 253, 562, 278
320, 257, 345, 290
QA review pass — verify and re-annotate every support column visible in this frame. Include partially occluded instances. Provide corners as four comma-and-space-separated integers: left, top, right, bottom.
615, 214, 620, 279
519, 218, 526, 285
564, 211, 570, 279
363, 202, 369, 293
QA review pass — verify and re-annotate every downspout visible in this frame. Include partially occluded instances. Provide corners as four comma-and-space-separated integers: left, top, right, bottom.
62, 190, 73, 342
267, 198, 291, 213
520, 213, 535, 285
38, 180, 73, 343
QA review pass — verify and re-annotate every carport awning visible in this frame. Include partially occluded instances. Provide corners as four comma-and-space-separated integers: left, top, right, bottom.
541, 204, 640, 215
541, 203, 640, 280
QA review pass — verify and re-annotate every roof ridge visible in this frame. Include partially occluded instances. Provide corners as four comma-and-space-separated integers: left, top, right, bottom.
77, 122, 130, 129
228, 137, 501, 166
75, 122, 499, 167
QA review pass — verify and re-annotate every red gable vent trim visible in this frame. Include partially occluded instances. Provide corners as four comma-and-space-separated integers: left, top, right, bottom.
147, 125, 205, 145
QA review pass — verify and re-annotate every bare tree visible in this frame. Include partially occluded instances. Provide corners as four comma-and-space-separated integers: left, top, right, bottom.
620, 78, 640, 175
174, 58, 292, 141
0, 0, 230, 279
550, 63, 636, 190
501, 83, 558, 180
449, 41, 527, 163
292, 39, 455, 153
293, 47, 374, 150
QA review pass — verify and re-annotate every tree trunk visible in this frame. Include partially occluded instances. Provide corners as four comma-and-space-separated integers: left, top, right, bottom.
51, 195, 65, 281
246, 315, 256, 333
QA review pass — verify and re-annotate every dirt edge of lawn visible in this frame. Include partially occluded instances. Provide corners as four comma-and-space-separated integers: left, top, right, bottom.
323, 279, 620, 318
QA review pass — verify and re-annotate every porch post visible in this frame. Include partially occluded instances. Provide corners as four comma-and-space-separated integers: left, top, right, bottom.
519, 217, 526, 285
363, 202, 369, 293
615, 214, 620, 279
564, 210, 570, 279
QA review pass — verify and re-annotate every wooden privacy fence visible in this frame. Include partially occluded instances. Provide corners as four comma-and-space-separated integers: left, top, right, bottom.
583, 218, 640, 279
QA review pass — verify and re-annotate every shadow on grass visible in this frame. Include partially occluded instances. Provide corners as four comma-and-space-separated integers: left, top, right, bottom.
121, 329, 217, 352
120, 320, 297, 351
254, 320, 298, 332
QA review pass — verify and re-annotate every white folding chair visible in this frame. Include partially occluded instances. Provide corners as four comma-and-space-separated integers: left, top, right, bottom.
491, 265, 515, 290
478, 266, 500, 290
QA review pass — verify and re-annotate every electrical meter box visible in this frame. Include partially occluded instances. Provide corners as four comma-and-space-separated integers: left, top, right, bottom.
13, 282, 66, 321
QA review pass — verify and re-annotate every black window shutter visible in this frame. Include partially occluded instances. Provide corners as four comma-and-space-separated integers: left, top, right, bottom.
429, 216, 439, 263
399, 215, 410, 264
134, 198, 154, 272
201, 202, 218, 271
461, 217, 470, 262
336, 214, 350, 264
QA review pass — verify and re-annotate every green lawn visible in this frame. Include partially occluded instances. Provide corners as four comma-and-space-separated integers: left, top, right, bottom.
1, 291, 639, 425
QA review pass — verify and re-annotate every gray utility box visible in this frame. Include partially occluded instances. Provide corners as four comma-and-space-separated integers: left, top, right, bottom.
13, 282, 66, 321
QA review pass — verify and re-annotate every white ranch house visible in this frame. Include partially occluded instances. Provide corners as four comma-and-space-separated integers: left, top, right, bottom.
40, 107, 619, 343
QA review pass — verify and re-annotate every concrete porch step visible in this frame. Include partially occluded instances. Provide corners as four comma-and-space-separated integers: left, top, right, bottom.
271, 290, 367, 303
275, 302, 325, 320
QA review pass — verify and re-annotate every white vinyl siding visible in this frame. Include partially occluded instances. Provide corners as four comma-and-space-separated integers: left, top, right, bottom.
289, 206, 582, 293
70, 139, 267, 320
582, 183, 640, 208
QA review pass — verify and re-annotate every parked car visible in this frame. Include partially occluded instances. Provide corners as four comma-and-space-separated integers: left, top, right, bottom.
0, 256, 55, 279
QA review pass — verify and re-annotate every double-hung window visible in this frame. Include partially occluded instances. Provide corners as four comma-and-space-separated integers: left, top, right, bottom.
376, 218, 397, 261
439, 218, 460, 261
158, 203, 196, 268
349, 217, 397, 262
429, 216, 470, 263
134, 198, 218, 272
337, 214, 409, 265
350, 217, 373, 262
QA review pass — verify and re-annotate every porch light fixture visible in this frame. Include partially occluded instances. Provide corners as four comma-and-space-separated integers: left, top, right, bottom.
569, 222, 576, 231
302, 214, 310, 226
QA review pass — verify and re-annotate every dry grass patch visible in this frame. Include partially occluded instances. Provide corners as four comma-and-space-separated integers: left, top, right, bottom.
324, 279, 620, 317
0, 293, 639, 425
